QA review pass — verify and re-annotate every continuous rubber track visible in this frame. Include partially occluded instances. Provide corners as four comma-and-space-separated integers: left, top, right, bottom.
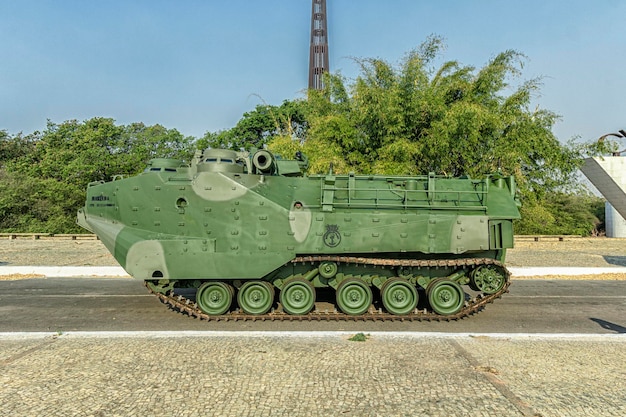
145, 257, 511, 322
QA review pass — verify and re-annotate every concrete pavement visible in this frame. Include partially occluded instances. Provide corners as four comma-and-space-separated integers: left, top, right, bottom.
1, 332, 625, 417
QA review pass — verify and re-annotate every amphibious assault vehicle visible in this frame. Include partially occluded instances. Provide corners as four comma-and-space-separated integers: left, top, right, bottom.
78, 148, 520, 320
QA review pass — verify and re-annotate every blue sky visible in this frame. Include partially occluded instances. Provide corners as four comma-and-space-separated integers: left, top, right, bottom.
1, 0, 624, 144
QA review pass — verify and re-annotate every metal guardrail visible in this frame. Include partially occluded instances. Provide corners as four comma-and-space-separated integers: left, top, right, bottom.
514, 235, 582, 242
0, 233, 583, 242
0, 233, 98, 240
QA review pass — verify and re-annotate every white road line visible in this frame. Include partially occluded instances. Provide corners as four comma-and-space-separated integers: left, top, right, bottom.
1, 331, 625, 341
507, 295, 626, 299
508, 266, 626, 276
8, 294, 154, 298
2, 266, 626, 278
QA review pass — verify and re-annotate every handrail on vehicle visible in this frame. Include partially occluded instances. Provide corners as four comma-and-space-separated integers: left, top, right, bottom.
320, 184, 488, 211
318, 171, 491, 211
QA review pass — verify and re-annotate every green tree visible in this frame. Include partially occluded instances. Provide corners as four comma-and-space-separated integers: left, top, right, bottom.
202, 100, 308, 151
7, 118, 195, 185
0, 169, 83, 232
0, 130, 36, 167
118, 122, 196, 172
253, 38, 596, 187
268, 37, 608, 235
1, 118, 196, 233
294, 37, 585, 194
516, 193, 605, 236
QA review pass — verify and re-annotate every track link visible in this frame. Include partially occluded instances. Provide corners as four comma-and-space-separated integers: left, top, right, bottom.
145, 257, 510, 322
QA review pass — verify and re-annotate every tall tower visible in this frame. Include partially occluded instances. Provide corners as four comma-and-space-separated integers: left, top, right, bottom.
308, 0, 329, 90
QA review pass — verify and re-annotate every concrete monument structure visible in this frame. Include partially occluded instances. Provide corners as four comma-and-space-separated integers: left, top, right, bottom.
581, 156, 626, 237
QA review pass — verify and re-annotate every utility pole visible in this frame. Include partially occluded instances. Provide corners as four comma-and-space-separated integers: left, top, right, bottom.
308, 0, 329, 90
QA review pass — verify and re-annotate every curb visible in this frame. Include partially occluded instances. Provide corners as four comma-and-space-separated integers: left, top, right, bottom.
1, 330, 625, 340
2, 266, 626, 278
508, 266, 626, 277
0, 266, 130, 278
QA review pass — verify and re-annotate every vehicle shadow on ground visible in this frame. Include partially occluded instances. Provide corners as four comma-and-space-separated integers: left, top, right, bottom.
590, 317, 626, 333
603, 255, 626, 266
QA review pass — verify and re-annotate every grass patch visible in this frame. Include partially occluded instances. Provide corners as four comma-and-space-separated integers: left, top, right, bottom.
348, 332, 370, 342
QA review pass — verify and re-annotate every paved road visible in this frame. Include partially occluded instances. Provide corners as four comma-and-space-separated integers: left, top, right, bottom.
1, 278, 625, 333
1, 278, 625, 417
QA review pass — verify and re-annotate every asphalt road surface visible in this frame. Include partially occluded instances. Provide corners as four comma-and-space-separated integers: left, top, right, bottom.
1, 278, 625, 334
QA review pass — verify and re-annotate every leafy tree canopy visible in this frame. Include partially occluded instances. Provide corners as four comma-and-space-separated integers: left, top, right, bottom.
5, 118, 195, 185
199, 100, 308, 151
270, 36, 607, 202
0, 118, 196, 233
267, 37, 612, 235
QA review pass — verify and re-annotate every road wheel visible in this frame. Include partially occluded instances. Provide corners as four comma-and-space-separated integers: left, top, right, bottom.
196, 282, 233, 315
237, 281, 274, 315
381, 278, 418, 315
280, 278, 316, 315
427, 279, 464, 316
336, 278, 372, 316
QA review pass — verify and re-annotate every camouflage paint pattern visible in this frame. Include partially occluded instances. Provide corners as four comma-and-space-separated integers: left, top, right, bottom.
78, 149, 520, 283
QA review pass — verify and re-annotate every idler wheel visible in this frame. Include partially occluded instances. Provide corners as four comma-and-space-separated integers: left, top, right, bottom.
470, 265, 507, 294
381, 278, 418, 315
336, 278, 373, 316
196, 282, 233, 315
280, 278, 316, 315
237, 281, 275, 315
427, 279, 465, 316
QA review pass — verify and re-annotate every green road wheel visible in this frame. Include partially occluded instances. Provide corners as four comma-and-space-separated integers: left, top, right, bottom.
237, 281, 274, 315
196, 282, 233, 315
381, 278, 418, 315
427, 279, 465, 316
336, 278, 373, 316
470, 265, 507, 294
280, 278, 316, 315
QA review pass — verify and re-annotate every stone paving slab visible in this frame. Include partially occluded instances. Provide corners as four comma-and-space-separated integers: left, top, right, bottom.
0, 333, 624, 417
459, 337, 626, 417
0, 339, 46, 363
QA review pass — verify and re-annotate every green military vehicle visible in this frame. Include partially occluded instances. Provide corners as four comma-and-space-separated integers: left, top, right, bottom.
78, 148, 520, 320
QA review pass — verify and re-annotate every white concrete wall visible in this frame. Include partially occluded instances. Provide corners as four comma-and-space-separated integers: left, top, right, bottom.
605, 202, 626, 238
581, 157, 626, 223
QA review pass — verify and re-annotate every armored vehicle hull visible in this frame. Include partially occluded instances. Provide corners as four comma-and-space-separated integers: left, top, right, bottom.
78, 149, 520, 319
